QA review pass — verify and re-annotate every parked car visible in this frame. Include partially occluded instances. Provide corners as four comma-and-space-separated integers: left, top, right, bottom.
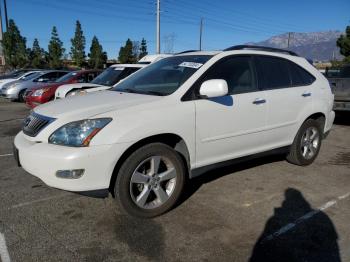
0, 69, 42, 80
138, 54, 173, 64
325, 65, 350, 111
14, 45, 334, 217
0, 70, 69, 102
0, 71, 40, 91
25, 70, 101, 108
55, 65, 144, 99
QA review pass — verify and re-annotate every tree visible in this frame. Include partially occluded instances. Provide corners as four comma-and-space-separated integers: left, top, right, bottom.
118, 38, 135, 63
70, 20, 86, 67
139, 38, 148, 59
48, 26, 65, 69
337, 26, 350, 63
132, 41, 140, 62
88, 36, 107, 69
30, 38, 46, 68
2, 19, 28, 68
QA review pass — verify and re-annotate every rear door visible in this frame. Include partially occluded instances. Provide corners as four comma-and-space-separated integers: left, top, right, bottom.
255, 56, 316, 148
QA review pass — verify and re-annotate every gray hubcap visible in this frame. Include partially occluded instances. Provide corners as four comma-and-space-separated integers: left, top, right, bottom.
300, 127, 320, 160
129, 156, 177, 209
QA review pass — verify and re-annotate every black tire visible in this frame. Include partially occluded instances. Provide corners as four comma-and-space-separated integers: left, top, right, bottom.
286, 119, 323, 166
114, 143, 186, 218
18, 89, 26, 102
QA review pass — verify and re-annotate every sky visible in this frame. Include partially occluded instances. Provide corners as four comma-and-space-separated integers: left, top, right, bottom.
6, 0, 350, 59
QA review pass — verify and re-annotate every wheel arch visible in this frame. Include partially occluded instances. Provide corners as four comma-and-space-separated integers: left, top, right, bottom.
108, 133, 191, 195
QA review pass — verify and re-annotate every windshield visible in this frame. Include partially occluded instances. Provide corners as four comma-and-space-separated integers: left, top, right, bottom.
19, 72, 38, 81
112, 55, 212, 96
55, 72, 77, 83
91, 67, 125, 86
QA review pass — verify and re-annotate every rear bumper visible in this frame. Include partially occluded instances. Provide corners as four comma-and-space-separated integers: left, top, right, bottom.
334, 101, 350, 111
325, 110, 335, 133
14, 131, 133, 192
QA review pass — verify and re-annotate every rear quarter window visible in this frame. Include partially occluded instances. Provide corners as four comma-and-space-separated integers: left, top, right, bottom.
288, 61, 316, 86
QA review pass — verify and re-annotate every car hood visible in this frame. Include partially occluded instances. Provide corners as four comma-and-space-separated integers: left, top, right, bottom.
56, 83, 102, 96
34, 90, 161, 119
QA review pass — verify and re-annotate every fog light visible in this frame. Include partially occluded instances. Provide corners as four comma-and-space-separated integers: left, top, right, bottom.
56, 169, 85, 179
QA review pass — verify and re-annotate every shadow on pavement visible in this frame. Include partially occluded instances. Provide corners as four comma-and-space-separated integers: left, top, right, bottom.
178, 153, 286, 207
249, 188, 340, 262
334, 111, 350, 126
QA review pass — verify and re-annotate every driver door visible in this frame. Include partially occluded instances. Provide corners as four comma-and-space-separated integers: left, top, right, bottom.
193, 55, 268, 167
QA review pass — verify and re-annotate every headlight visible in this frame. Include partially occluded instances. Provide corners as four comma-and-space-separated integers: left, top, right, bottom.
4, 83, 18, 90
32, 87, 50, 97
48, 118, 112, 147
66, 89, 87, 97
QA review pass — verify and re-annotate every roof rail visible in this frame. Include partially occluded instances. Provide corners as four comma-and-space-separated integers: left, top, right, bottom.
176, 50, 199, 55
223, 45, 299, 56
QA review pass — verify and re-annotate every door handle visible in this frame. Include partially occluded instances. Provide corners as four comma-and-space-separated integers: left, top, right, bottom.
302, 92, 311, 97
253, 98, 266, 105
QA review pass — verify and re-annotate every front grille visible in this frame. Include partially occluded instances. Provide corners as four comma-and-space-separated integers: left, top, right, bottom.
22, 113, 55, 137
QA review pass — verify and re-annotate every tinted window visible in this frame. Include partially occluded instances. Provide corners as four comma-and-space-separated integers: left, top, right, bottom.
256, 56, 291, 90
198, 56, 257, 95
288, 62, 315, 86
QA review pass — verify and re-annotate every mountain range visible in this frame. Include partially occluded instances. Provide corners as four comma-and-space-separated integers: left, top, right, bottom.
247, 31, 343, 61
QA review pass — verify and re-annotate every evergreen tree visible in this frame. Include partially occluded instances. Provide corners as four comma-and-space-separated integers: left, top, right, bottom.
337, 25, 350, 63
88, 36, 107, 69
48, 26, 65, 69
70, 20, 86, 67
2, 19, 28, 68
139, 38, 148, 59
30, 38, 46, 68
118, 38, 134, 63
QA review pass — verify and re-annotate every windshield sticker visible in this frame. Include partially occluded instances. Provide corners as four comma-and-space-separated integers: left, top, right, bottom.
179, 62, 203, 69
114, 67, 125, 71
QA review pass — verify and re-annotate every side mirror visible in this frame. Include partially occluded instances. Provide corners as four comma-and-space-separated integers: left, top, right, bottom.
199, 79, 228, 98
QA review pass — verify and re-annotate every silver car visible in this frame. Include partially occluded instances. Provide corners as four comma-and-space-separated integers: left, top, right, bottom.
0, 70, 69, 101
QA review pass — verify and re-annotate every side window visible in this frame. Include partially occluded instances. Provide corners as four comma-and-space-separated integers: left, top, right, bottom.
87, 73, 96, 82
77, 74, 86, 83
198, 56, 258, 95
256, 56, 291, 90
41, 72, 60, 82
57, 72, 68, 78
288, 62, 315, 86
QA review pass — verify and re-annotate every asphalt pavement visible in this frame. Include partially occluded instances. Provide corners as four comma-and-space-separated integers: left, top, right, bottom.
0, 98, 350, 262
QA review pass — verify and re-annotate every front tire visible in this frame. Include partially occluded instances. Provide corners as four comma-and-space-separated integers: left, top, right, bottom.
18, 89, 26, 102
115, 143, 186, 218
287, 119, 322, 166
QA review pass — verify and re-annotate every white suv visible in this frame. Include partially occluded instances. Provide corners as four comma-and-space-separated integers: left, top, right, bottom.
14, 46, 335, 217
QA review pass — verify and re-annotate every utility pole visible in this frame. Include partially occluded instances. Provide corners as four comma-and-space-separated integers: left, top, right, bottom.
3, 0, 8, 30
199, 18, 203, 51
156, 0, 160, 54
0, 2, 4, 66
287, 32, 292, 49
0, 3, 3, 41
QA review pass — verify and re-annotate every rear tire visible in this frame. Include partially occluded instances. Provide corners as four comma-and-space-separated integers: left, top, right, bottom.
114, 143, 186, 218
287, 119, 322, 166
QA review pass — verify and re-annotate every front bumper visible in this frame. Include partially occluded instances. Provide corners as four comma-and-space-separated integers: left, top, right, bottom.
0, 88, 18, 99
14, 131, 132, 192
